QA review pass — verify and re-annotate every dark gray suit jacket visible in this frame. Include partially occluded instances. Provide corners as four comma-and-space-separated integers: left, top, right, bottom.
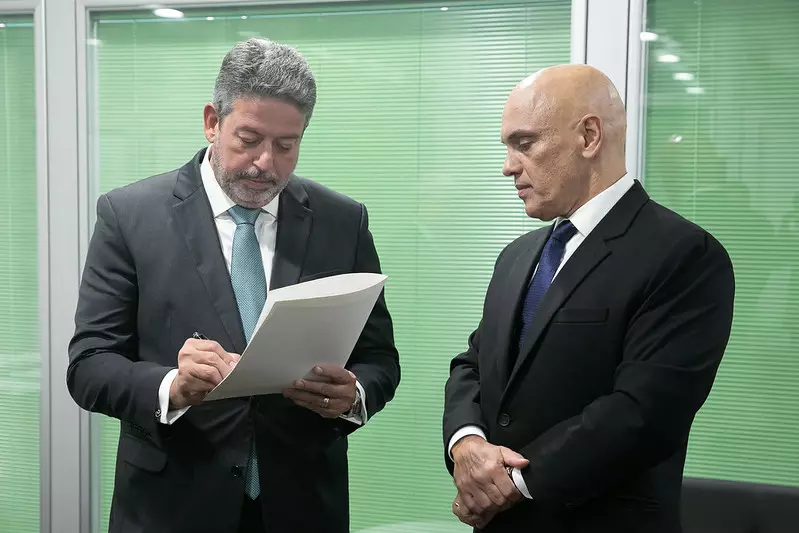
68, 148, 400, 533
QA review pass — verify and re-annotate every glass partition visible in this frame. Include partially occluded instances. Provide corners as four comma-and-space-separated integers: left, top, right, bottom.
0, 12, 40, 533
87, 1, 572, 530
642, 0, 799, 487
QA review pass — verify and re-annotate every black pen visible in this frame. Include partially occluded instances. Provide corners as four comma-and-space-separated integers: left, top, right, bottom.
192, 332, 209, 340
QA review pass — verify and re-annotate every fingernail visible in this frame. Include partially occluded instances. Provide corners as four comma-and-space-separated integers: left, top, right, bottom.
314, 366, 323, 374
295, 380, 304, 388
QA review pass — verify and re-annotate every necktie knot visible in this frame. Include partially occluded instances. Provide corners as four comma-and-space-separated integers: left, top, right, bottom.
551, 220, 577, 243
228, 205, 261, 226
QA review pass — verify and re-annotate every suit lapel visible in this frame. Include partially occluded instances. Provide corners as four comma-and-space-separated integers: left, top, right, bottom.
502, 237, 612, 395
270, 176, 312, 291
501, 180, 650, 399
172, 149, 247, 354
495, 230, 549, 385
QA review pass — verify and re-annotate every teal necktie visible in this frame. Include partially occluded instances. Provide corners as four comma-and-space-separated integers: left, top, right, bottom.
228, 205, 267, 500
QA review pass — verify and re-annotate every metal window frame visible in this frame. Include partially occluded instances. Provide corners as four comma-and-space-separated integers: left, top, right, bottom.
583, 0, 647, 182
626, 0, 648, 183
6, 0, 647, 530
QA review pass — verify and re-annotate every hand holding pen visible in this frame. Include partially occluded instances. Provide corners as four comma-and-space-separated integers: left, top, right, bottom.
168, 332, 241, 409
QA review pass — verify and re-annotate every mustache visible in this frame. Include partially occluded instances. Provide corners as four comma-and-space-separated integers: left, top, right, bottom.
231, 169, 279, 182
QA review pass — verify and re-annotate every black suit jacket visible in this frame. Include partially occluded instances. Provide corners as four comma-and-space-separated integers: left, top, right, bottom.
68, 149, 400, 533
443, 181, 734, 533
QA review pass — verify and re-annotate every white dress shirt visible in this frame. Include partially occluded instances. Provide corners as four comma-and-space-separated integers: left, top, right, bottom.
448, 174, 636, 498
158, 147, 367, 425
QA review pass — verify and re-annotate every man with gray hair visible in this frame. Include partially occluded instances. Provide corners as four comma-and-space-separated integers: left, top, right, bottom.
68, 38, 400, 533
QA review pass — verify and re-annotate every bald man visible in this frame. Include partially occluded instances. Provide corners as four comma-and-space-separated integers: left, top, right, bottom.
442, 65, 734, 532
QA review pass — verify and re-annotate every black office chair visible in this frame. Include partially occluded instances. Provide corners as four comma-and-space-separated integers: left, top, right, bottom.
681, 477, 799, 533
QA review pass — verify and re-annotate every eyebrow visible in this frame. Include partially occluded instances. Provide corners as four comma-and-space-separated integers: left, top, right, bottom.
235, 127, 299, 141
235, 127, 261, 136
502, 130, 540, 145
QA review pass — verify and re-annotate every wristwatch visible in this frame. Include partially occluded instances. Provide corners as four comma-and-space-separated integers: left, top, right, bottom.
343, 388, 362, 418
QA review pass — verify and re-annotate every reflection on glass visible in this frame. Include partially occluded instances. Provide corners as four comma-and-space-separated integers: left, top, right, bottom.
644, 0, 799, 487
153, 8, 184, 19
657, 53, 680, 63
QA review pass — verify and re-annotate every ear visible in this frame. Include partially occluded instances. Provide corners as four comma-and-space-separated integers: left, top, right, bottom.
580, 114, 603, 159
203, 103, 219, 144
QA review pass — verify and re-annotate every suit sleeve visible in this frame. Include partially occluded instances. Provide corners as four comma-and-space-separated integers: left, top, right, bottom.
518, 232, 735, 510
442, 248, 509, 474
344, 203, 401, 424
442, 323, 488, 475
67, 194, 172, 437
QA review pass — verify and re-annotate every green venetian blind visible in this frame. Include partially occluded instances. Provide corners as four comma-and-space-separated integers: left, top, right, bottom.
90, 2, 570, 530
0, 14, 40, 533
644, 0, 799, 486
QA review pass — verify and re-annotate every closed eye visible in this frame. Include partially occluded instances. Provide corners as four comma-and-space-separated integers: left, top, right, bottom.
516, 140, 533, 152
239, 136, 261, 147
503, 131, 539, 152
275, 139, 298, 152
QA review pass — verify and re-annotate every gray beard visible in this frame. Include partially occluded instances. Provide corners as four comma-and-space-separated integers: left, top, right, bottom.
211, 149, 288, 208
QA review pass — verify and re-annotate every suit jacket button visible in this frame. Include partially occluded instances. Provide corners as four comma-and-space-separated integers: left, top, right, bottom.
499, 413, 511, 427
231, 465, 243, 478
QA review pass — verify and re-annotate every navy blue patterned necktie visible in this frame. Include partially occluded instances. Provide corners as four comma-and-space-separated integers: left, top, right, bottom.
519, 220, 578, 347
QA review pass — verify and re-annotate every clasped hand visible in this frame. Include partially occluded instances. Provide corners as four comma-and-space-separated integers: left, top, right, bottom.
282, 364, 357, 418
451, 436, 529, 529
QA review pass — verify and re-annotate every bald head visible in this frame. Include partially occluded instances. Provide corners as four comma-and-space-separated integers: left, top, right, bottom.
515, 64, 627, 153
501, 64, 628, 221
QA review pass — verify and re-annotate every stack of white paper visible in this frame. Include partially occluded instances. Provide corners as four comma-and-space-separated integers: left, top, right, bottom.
203, 272, 387, 401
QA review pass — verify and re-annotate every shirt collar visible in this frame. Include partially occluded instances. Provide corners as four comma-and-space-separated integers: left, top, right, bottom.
200, 146, 280, 220
557, 174, 635, 237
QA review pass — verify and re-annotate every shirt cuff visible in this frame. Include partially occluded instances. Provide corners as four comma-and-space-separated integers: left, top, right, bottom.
448, 425, 487, 460
338, 380, 367, 425
511, 467, 533, 499
158, 368, 190, 425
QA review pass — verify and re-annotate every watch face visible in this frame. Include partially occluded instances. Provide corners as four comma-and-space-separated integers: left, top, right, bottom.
351, 400, 361, 414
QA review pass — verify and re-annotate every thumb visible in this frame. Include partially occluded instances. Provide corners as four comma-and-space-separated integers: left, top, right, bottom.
499, 446, 529, 468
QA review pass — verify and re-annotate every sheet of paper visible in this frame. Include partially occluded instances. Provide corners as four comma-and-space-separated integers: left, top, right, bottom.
203, 272, 387, 401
